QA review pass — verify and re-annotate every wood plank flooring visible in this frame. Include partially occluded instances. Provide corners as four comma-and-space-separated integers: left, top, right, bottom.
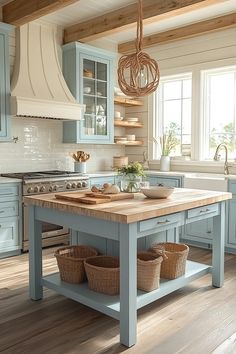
1, 247, 236, 354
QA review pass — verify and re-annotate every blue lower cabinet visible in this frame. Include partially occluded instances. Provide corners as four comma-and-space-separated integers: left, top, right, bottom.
226, 182, 236, 249
0, 182, 21, 258
147, 175, 183, 188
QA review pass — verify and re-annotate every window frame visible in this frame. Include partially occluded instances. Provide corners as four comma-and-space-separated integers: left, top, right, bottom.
150, 60, 236, 165
153, 72, 193, 159
201, 65, 236, 160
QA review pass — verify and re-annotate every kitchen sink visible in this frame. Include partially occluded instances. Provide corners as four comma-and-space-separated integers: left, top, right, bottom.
184, 172, 227, 179
184, 172, 228, 191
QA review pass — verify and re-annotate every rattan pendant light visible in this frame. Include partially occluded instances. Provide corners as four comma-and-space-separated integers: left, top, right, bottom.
117, 0, 160, 97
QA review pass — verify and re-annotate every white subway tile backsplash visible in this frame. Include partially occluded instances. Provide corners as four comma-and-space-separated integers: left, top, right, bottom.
0, 117, 124, 173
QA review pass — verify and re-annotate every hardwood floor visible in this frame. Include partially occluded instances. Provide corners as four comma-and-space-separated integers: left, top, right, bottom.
1, 247, 236, 354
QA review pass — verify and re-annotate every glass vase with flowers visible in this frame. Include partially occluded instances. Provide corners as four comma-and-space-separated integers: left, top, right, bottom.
117, 161, 145, 193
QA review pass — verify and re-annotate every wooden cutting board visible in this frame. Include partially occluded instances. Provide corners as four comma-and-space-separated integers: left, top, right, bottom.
55, 192, 134, 204
85, 192, 134, 201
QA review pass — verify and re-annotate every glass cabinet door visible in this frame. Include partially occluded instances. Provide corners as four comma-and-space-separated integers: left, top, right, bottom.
62, 42, 114, 144
81, 58, 108, 139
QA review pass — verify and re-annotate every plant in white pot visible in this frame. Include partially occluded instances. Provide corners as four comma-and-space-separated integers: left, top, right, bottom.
158, 125, 179, 172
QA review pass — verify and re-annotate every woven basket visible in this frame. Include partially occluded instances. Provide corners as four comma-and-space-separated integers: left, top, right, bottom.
55, 245, 98, 284
137, 252, 163, 292
84, 256, 120, 295
150, 242, 189, 279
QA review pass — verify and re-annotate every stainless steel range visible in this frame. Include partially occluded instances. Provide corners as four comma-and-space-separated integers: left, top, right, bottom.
1, 170, 89, 251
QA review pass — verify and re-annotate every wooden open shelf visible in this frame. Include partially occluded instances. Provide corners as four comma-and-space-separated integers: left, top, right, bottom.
114, 120, 143, 128
115, 140, 143, 146
114, 96, 143, 106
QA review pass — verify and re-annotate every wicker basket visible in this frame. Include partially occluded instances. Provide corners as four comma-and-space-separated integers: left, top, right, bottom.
55, 245, 98, 284
137, 252, 163, 292
150, 242, 189, 279
84, 256, 120, 295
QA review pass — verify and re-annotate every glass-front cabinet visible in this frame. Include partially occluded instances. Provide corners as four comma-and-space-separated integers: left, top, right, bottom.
62, 42, 115, 144
0, 22, 13, 140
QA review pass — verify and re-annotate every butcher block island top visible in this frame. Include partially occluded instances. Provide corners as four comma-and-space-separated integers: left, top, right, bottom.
24, 188, 232, 224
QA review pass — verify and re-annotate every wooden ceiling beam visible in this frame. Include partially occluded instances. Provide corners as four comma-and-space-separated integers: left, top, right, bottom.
64, 0, 222, 43
2, 0, 80, 26
118, 12, 236, 54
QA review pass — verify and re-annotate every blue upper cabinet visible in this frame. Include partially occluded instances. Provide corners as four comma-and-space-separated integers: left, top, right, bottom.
62, 42, 115, 144
0, 22, 13, 140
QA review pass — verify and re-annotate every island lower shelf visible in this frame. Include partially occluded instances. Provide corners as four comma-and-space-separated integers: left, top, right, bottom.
42, 261, 211, 320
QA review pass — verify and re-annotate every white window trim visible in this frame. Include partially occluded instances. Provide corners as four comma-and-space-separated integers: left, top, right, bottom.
154, 72, 192, 158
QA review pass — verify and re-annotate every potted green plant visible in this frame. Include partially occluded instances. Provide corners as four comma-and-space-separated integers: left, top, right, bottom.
158, 125, 179, 171
117, 161, 146, 193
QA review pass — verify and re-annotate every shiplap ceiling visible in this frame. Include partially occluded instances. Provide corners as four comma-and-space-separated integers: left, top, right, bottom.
40, 0, 236, 44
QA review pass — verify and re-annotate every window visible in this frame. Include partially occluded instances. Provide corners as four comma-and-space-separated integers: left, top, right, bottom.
154, 73, 192, 158
202, 66, 236, 159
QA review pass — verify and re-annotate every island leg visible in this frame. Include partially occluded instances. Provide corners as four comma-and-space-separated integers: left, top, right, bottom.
212, 201, 225, 287
119, 223, 137, 347
28, 205, 43, 300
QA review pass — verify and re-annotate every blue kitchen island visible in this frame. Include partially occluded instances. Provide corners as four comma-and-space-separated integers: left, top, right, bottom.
24, 188, 231, 347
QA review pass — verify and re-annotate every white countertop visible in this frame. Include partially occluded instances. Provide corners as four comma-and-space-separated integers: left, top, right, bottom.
89, 170, 236, 180
0, 177, 21, 183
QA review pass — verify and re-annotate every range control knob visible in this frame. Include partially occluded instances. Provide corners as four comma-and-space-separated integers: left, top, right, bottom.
72, 182, 77, 189
82, 181, 87, 188
77, 182, 82, 188
66, 183, 72, 189
48, 186, 53, 192
53, 185, 58, 192
34, 186, 39, 193
27, 187, 34, 194
40, 186, 46, 193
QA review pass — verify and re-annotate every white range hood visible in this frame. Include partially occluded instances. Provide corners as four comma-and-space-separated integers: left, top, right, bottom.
11, 23, 84, 120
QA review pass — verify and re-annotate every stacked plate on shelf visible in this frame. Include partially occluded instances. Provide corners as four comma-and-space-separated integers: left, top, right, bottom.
114, 136, 128, 143
124, 117, 139, 123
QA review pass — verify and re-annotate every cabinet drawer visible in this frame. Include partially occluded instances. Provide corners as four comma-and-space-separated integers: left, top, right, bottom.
0, 185, 19, 198
148, 177, 181, 188
0, 218, 19, 250
0, 201, 19, 218
187, 204, 219, 220
139, 213, 182, 232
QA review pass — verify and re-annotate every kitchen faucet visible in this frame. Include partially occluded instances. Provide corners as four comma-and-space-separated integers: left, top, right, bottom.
213, 143, 231, 175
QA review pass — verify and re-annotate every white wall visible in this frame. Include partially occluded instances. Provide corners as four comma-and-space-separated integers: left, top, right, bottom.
0, 24, 124, 173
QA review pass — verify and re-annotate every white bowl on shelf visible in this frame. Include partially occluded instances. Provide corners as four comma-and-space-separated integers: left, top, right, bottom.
141, 186, 174, 199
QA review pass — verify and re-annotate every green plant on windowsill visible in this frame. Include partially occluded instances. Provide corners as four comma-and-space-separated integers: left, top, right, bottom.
117, 161, 145, 193
160, 131, 179, 156
153, 124, 179, 157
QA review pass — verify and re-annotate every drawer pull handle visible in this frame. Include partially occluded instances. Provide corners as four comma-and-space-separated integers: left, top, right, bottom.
157, 219, 170, 225
0, 210, 4, 213
200, 208, 210, 213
